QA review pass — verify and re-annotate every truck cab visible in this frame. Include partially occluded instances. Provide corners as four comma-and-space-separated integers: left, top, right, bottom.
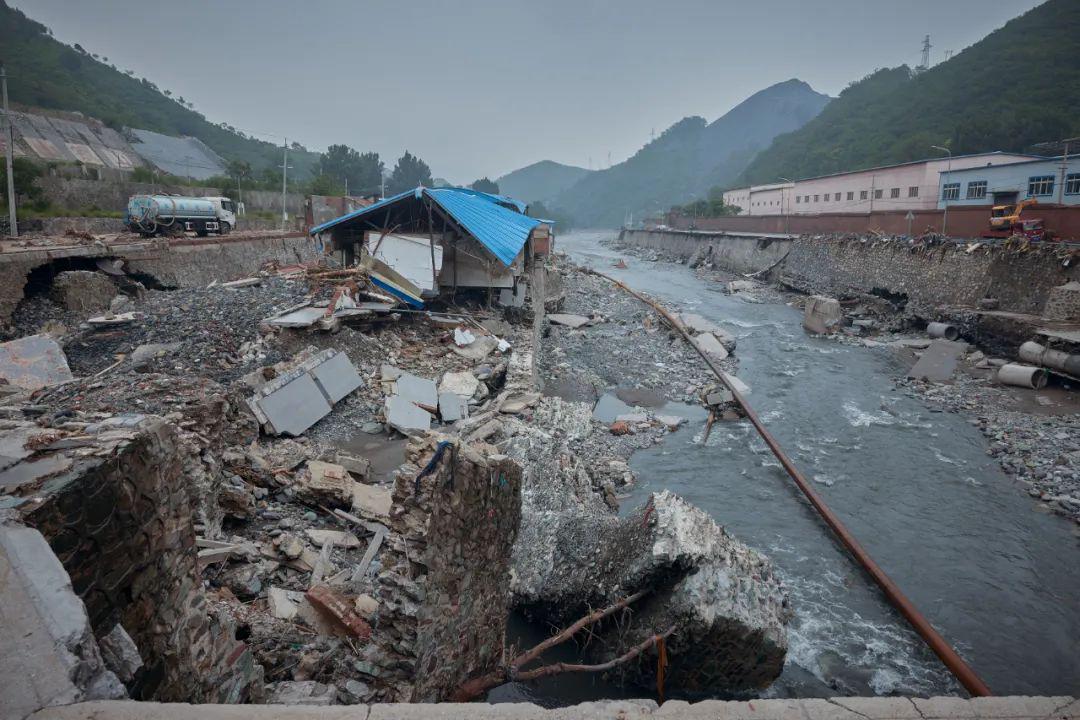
203, 196, 237, 234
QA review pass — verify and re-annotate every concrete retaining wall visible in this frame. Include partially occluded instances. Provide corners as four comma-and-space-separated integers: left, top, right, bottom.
618, 230, 1080, 316
25, 695, 1080, 719
619, 229, 793, 276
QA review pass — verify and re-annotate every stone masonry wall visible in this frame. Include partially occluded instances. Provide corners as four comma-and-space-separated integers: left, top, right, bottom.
38, 176, 305, 216
20, 418, 262, 704
124, 235, 321, 288
620, 229, 793, 276
370, 435, 523, 703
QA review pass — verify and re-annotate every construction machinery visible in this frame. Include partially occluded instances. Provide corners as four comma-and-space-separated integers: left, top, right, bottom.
985, 198, 1054, 240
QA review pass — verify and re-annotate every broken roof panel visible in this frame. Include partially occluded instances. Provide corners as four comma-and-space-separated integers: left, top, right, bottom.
309, 186, 543, 268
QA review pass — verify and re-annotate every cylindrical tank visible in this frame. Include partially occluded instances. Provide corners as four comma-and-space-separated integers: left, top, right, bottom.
127, 194, 216, 224
926, 322, 959, 341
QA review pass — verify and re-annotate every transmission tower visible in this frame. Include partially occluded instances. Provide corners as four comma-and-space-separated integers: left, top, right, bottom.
918, 35, 932, 71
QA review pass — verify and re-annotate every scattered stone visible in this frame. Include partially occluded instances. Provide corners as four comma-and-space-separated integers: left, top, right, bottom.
305, 528, 362, 548
609, 420, 631, 435
268, 586, 299, 620
353, 594, 379, 619
97, 624, 143, 684
305, 585, 373, 639
499, 391, 541, 414
129, 342, 182, 364
438, 370, 479, 399
297, 461, 352, 507
0, 334, 74, 390
352, 482, 392, 522
803, 295, 842, 334
656, 414, 685, 430
548, 313, 592, 329
334, 450, 371, 480
266, 680, 338, 705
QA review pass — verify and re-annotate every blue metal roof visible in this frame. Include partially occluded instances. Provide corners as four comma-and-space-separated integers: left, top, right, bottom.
309, 186, 542, 267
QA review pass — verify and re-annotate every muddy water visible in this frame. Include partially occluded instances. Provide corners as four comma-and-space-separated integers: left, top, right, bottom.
508, 231, 1080, 702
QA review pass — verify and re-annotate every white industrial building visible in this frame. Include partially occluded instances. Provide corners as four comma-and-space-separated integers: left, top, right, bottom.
935, 156, 1080, 208
724, 152, 1040, 216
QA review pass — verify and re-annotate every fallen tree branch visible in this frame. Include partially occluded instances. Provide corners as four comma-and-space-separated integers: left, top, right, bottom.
449, 590, 664, 702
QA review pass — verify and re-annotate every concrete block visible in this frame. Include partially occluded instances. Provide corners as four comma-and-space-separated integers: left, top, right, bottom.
693, 332, 729, 360
908, 339, 968, 382
384, 395, 431, 435
0, 334, 74, 390
824, 697, 921, 719
803, 295, 842, 334
439, 370, 480, 399
267, 587, 298, 620
308, 351, 363, 403
438, 392, 466, 422
679, 313, 720, 335
549, 313, 592, 329
352, 482, 392, 522
395, 372, 438, 410
256, 372, 332, 436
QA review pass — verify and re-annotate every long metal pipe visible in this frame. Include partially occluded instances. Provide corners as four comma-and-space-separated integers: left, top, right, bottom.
584, 266, 992, 698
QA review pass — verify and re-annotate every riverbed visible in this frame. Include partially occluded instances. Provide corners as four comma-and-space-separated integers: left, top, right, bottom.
509, 230, 1080, 702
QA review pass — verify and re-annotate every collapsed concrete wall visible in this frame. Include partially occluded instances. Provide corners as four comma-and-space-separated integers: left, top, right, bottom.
366, 435, 523, 702
16, 417, 262, 704
620, 229, 792, 276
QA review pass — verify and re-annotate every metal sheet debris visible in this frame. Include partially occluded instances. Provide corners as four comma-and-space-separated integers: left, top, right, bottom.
0, 335, 74, 390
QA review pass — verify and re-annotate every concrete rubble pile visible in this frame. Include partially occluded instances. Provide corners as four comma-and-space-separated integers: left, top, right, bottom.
501, 396, 792, 695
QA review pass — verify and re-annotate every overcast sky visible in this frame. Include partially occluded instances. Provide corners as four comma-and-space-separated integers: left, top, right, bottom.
14, 0, 1043, 183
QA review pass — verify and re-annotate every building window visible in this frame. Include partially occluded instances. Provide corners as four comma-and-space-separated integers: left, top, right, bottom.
966, 180, 987, 200
908, 186, 919, 197
1028, 175, 1055, 197
860, 190, 868, 200
796, 196, 801, 203
890, 187, 900, 198
874, 189, 883, 199
814, 194, 819, 202
833, 192, 840, 201
847, 191, 854, 201
1065, 173, 1080, 195
942, 182, 960, 201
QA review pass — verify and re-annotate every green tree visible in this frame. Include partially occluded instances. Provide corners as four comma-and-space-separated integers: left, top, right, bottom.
387, 151, 433, 194
226, 159, 252, 189
470, 177, 500, 194
308, 173, 345, 196
0, 157, 46, 210
317, 145, 383, 196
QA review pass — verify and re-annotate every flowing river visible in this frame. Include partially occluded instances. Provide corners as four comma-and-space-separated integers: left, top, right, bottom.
497, 230, 1080, 703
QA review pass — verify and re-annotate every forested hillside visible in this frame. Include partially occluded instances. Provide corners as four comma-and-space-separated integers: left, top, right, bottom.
741, 0, 1080, 184
0, 0, 318, 177
496, 161, 591, 205
554, 80, 830, 227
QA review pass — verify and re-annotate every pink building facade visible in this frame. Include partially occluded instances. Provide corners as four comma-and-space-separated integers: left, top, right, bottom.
724, 152, 1038, 216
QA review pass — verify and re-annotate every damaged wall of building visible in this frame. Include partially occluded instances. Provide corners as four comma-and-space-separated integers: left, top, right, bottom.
368, 435, 523, 702
15, 417, 263, 705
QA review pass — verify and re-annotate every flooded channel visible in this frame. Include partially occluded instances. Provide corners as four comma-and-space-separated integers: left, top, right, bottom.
500, 230, 1080, 703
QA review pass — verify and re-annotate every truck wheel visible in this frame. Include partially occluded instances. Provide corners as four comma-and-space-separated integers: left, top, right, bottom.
196, 223, 209, 237
220, 221, 231, 235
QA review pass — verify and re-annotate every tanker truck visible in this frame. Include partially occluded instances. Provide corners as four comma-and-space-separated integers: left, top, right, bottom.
125, 195, 236, 237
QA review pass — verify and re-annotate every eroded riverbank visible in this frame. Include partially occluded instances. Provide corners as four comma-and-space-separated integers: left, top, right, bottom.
542, 230, 1079, 701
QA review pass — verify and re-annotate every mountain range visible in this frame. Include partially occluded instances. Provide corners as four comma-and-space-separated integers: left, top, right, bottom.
496, 161, 592, 206
551, 80, 830, 227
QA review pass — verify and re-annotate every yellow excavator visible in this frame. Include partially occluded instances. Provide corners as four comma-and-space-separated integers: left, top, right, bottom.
987, 198, 1054, 241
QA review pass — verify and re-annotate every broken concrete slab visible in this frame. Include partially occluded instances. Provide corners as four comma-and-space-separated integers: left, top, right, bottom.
97, 624, 143, 685
308, 351, 364, 404
247, 349, 362, 436
548, 313, 592, 329
305, 528, 361, 549
679, 313, 720, 335
0, 335, 74, 390
692, 332, 729, 361
252, 372, 332, 436
908, 339, 969, 382
438, 392, 467, 422
438, 370, 480, 399
352, 482, 392, 523
451, 335, 499, 360
499, 391, 542, 414
0, 518, 125, 720
267, 587, 299, 621
803, 295, 842, 334
721, 372, 751, 396
298, 461, 353, 507
385, 395, 432, 435
334, 451, 371, 480
87, 311, 141, 326
264, 305, 325, 328
395, 372, 438, 411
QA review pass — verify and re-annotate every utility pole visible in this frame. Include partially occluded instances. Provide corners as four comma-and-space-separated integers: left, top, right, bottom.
280, 138, 290, 231
932, 145, 952, 236
2, 64, 17, 238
